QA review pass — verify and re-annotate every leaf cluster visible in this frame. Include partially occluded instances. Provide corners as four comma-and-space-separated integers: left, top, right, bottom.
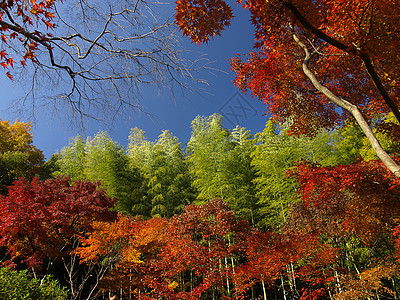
0, 267, 68, 300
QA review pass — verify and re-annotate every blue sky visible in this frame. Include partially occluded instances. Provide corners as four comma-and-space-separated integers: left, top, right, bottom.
0, 2, 268, 159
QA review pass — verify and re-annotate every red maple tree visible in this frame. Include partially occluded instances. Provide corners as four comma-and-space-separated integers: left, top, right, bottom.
0, 176, 117, 268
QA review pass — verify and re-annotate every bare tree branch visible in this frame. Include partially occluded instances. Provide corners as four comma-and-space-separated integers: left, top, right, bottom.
0, 0, 206, 125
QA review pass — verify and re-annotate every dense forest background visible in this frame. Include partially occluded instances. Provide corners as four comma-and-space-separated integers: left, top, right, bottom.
1, 113, 400, 299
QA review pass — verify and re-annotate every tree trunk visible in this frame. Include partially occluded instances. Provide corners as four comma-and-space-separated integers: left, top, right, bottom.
292, 31, 400, 178
280, 273, 287, 300
261, 279, 267, 300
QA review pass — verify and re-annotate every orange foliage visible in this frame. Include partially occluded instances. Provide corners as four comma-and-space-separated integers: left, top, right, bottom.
76, 215, 171, 296
334, 265, 399, 300
77, 200, 258, 299
175, 0, 233, 44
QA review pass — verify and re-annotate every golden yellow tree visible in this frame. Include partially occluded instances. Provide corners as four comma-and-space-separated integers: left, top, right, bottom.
0, 119, 44, 194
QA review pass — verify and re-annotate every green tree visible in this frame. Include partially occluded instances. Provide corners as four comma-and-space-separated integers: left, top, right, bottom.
127, 127, 155, 216
54, 135, 86, 181
186, 114, 233, 203
222, 125, 258, 225
55, 132, 144, 214
127, 129, 194, 217
252, 120, 340, 228
0, 268, 68, 300
186, 114, 259, 225
84, 131, 126, 197
331, 120, 365, 165
328, 113, 400, 164
84, 131, 144, 214
358, 113, 400, 161
150, 130, 194, 217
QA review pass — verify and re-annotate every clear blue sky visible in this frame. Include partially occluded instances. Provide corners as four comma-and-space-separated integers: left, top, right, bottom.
0, 2, 268, 159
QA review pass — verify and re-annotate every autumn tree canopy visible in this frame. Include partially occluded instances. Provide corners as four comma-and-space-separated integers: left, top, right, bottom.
0, 176, 117, 268
0, 119, 44, 194
0, 0, 200, 121
175, 0, 400, 177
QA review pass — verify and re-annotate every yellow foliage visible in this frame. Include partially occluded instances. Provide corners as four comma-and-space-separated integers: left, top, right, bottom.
0, 119, 35, 153
168, 280, 179, 290
0, 118, 44, 191
120, 246, 142, 264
